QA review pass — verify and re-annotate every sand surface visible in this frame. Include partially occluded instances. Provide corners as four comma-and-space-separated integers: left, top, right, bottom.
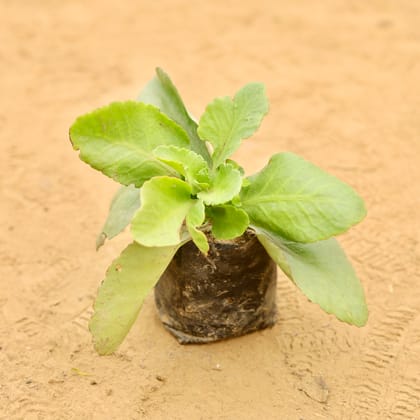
1, 1, 420, 419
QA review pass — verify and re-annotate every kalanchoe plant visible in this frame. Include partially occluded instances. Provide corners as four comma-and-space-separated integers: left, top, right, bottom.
70, 68, 368, 355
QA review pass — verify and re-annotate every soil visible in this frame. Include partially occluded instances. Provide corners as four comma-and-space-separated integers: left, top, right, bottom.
155, 230, 277, 343
1, 1, 419, 419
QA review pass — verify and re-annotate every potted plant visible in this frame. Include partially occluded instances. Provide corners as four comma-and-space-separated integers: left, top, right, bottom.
69, 68, 368, 355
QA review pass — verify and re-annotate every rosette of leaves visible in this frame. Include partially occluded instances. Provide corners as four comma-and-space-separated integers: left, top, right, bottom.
70, 68, 368, 355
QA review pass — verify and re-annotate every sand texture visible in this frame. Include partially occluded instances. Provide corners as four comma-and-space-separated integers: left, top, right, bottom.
1, 1, 419, 419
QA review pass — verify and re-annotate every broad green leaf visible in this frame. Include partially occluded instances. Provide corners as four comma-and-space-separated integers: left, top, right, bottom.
186, 199, 209, 254
153, 145, 210, 193
197, 83, 269, 167
207, 205, 249, 240
70, 101, 189, 187
256, 230, 368, 326
131, 177, 193, 247
240, 153, 366, 243
139, 68, 212, 164
198, 164, 242, 205
89, 242, 178, 355
96, 185, 140, 250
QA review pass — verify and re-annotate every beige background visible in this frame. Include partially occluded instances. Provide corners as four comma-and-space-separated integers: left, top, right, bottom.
1, 1, 419, 419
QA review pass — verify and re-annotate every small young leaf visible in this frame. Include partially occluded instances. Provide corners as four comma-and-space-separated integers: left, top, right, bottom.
153, 145, 210, 193
131, 177, 193, 247
96, 185, 140, 250
240, 153, 366, 243
139, 68, 212, 164
89, 242, 178, 355
70, 101, 189, 187
208, 205, 249, 240
186, 199, 209, 254
226, 159, 245, 176
197, 164, 242, 205
256, 230, 368, 326
197, 83, 268, 167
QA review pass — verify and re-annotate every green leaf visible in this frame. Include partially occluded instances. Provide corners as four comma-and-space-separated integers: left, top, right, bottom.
96, 185, 140, 250
131, 177, 193, 247
208, 205, 249, 240
186, 199, 209, 254
153, 145, 210, 193
70, 101, 189, 187
240, 153, 367, 243
139, 67, 212, 164
226, 159, 245, 176
198, 164, 242, 205
256, 230, 368, 326
89, 242, 178, 355
197, 83, 268, 167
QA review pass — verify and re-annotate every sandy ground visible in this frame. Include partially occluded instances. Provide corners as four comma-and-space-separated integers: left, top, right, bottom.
1, 1, 420, 419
